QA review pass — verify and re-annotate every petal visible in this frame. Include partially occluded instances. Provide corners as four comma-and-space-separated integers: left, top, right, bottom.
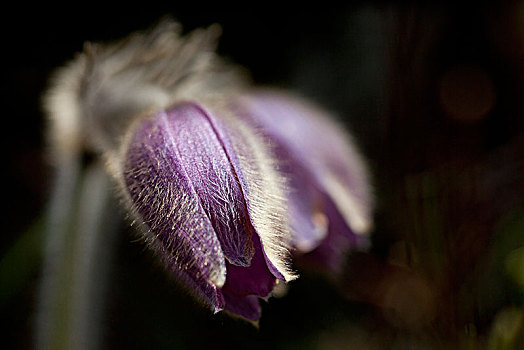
281, 158, 329, 253
233, 91, 373, 236
222, 235, 277, 298
203, 102, 296, 281
164, 102, 256, 266
223, 293, 261, 321
121, 102, 254, 311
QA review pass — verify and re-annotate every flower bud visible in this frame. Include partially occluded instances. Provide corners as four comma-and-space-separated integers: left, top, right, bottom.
112, 101, 295, 320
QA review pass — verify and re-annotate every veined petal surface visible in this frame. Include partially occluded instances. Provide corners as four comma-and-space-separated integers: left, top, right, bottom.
204, 101, 296, 282
121, 102, 259, 309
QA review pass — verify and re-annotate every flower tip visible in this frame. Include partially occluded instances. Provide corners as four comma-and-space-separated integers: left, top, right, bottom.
212, 305, 224, 314
331, 184, 373, 235
351, 216, 374, 235
209, 269, 226, 289
283, 269, 300, 282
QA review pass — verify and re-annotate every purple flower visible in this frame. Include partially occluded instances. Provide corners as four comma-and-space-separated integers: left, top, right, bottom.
43, 18, 372, 325
230, 90, 374, 274
113, 100, 295, 321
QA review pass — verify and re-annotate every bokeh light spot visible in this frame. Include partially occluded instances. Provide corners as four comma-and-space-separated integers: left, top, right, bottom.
439, 66, 496, 123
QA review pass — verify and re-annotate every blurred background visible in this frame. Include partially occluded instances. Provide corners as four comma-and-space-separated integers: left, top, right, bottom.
2, 2, 524, 349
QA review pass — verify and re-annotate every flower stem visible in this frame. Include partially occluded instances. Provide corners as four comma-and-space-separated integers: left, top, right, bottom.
36, 159, 120, 349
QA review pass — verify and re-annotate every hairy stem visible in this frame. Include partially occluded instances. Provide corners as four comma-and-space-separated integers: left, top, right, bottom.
36, 159, 120, 349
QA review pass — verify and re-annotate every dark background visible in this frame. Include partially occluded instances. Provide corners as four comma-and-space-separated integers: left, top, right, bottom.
3, 3, 524, 349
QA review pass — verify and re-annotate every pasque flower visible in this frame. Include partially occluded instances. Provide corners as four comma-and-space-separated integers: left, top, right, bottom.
45, 20, 296, 321
114, 100, 295, 320
42, 18, 372, 325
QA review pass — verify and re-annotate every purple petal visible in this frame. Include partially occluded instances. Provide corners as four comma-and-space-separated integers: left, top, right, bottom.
203, 103, 296, 281
233, 91, 373, 236
165, 102, 255, 266
223, 293, 261, 321
282, 158, 329, 253
222, 235, 277, 298
122, 102, 257, 311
